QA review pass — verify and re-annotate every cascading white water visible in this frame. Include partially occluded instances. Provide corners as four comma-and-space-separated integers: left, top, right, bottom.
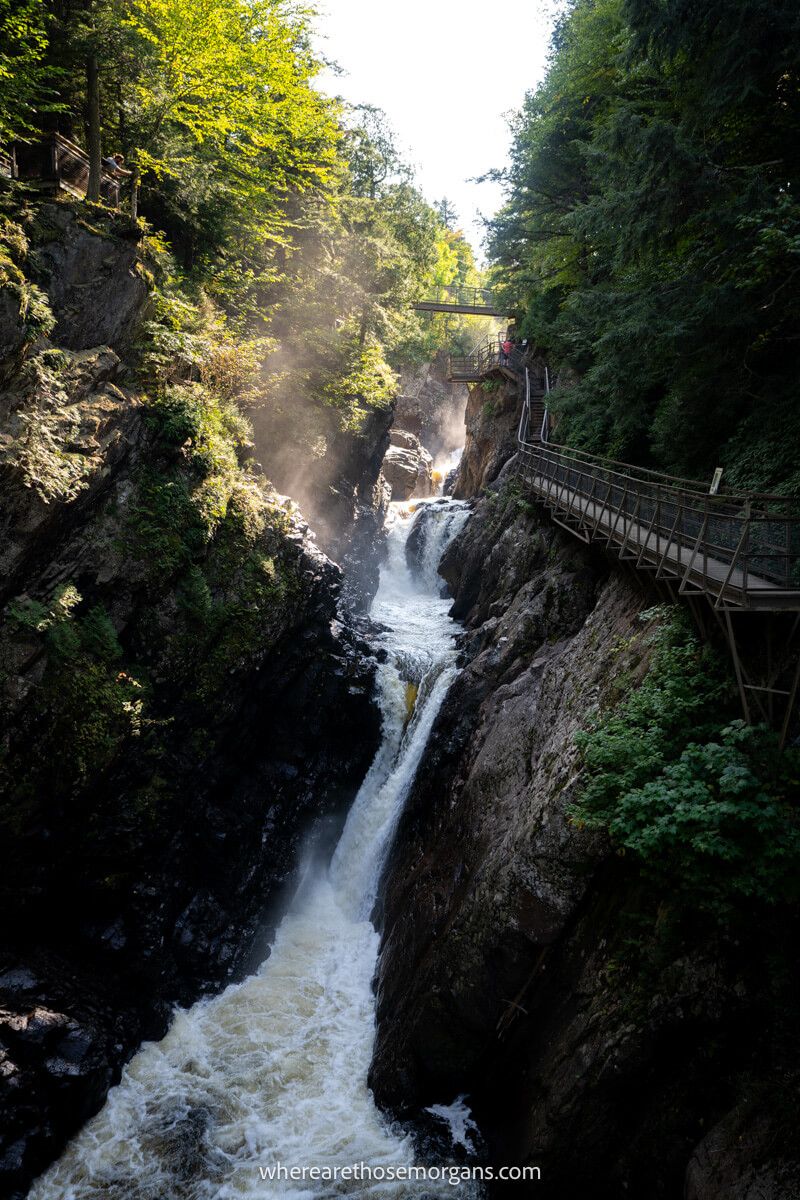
31, 498, 473, 1200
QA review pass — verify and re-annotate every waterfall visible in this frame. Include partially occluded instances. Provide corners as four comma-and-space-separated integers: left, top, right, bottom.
31, 498, 475, 1200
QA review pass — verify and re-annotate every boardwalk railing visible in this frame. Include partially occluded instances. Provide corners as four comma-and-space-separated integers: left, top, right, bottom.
414, 285, 502, 315
15, 133, 123, 206
516, 441, 800, 611
0, 148, 16, 180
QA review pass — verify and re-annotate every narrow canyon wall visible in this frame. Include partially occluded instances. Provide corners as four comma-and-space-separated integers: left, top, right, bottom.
0, 200, 382, 1196
395, 350, 468, 464
371, 406, 800, 1197
452, 374, 522, 499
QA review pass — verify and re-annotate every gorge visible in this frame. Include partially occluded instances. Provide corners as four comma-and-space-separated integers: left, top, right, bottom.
27, 498, 474, 1199
2, 1, 800, 1197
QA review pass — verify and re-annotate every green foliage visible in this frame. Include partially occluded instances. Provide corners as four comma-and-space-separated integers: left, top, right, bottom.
145, 384, 245, 477
193, 483, 298, 700
0, 0, 52, 143
9, 585, 121, 662
6, 4, 484, 443
256, 101, 484, 433
3, 583, 142, 793
0, 215, 55, 344
177, 564, 214, 625
1, 349, 108, 503
0, 2, 490, 851
490, 0, 800, 489
322, 338, 397, 429
129, 470, 211, 577
604, 723, 800, 912
37, 657, 144, 786
130, 347, 260, 577
575, 609, 730, 797
80, 604, 123, 662
571, 608, 800, 915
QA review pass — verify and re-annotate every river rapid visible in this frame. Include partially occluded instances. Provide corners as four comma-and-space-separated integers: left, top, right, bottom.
31, 498, 474, 1200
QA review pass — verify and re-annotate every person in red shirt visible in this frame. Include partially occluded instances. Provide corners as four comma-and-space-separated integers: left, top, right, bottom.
501, 338, 513, 364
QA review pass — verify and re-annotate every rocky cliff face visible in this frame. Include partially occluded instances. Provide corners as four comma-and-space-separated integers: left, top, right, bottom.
0, 197, 381, 1197
395, 351, 467, 464
452, 375, 520, 499
382, 428, 434, 501
249, 382, 392, 614
371, 432, 800, 1193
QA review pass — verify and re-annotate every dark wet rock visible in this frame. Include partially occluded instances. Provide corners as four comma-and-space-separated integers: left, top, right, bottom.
685, 1108, 800, 1200
0, 521, 381, 1195
452, 375, 521, 499
28, 204, 148, 353
0, 290, 26, 372
0, 199, 384, 1196
371, 493, 616, 1111
0, 956, 148, 1197
383, 430, 434, 501
0, 344, 140, 600
388, 428, 419, 451
371, 470, 800, 1197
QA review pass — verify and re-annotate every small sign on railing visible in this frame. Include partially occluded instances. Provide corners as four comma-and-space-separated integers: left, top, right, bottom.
709, 467, 724, 496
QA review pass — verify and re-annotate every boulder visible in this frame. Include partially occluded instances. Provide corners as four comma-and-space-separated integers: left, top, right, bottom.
382, 430, 434, 500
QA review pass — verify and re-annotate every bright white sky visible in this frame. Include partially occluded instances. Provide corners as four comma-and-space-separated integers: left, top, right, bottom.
313, 1, 559, 262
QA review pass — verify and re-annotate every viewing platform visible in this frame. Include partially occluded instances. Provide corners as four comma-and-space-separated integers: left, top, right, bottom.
448, 336, 526, 382
443, 331, 800, 734
413, 285, 504, 317
515, 434, 800, 738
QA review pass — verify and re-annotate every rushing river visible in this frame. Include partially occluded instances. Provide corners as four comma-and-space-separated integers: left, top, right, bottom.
31, 498, 473, 1200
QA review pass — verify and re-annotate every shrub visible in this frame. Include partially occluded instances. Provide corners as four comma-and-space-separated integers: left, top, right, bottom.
3, 585, 143, 795
605, 723, 800, 911
571, 609, 800, 915
322, 337, 397, 430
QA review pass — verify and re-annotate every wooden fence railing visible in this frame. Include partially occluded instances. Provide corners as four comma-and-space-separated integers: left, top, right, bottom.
0, 148, 17, 180
15, 133, 122, 206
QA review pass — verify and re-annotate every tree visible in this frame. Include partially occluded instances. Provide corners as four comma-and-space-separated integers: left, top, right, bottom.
0, 0, 51, 144
434, 196, 458, 230
489, 0, 800, 491
119, 0, 339, 219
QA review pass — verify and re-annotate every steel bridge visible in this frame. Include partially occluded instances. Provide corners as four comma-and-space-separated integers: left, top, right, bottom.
454, 341, 800, 740
412, 285, 504, 317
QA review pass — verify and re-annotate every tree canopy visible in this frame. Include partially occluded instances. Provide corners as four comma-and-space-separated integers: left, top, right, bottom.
0, 0, 485, 431
489, 0, 800, 492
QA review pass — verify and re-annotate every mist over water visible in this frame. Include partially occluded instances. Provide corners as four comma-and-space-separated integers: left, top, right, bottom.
31, 499, 473, 1200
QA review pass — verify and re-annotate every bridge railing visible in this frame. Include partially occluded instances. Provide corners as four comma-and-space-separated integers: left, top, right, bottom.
0, 148, 16, 179
416, 284, 498, 311
449, 337, 525, 380
517, 441, 800, 605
